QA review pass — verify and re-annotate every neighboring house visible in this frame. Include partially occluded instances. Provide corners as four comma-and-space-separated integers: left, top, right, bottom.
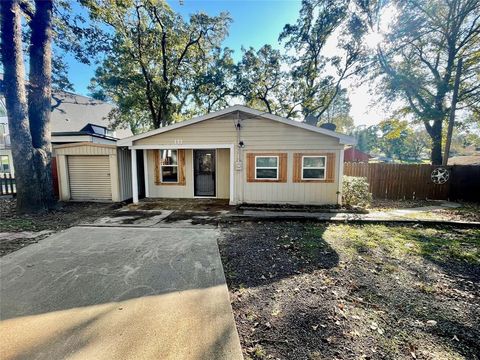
112, 105, 355, 205
0, 90, 132, 177
344, 146, 371, 163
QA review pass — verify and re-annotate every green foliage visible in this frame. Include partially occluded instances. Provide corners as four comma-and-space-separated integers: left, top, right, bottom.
279, 0, 367, 121
342, 176, 372, 208
84, 0, 231, 130
236, 45, 294, 117
317, 88, 354, 132
372, 0, 480, 163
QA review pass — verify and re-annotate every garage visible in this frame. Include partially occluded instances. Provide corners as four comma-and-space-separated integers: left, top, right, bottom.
68, 155, 112, 201
54, 143, 132, 202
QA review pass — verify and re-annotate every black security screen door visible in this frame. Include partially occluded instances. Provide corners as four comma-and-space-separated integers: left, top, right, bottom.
194, 149, 216, 197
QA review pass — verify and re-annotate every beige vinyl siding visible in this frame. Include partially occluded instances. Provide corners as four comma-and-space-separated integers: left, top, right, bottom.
216, 148, 230, 199
55, 143, 117, 156
133, 115, 343, 205
146, 148, 231, 199
146, 149, 194, 198
68, 155, 112, 201
134, 116, 339, 149
117, 148, 132, 201
243, 150, 341, 204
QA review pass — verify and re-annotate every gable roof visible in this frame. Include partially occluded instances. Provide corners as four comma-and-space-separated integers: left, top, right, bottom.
118, 105, 355, 146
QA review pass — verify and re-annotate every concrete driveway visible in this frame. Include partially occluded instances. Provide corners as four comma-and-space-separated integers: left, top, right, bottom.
0, 226, 242, 360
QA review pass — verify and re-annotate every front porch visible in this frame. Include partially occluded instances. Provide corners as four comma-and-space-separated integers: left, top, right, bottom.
129, 144, 235, 205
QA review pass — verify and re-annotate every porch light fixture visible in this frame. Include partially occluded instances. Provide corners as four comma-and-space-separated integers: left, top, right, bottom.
238, 141, 245, 148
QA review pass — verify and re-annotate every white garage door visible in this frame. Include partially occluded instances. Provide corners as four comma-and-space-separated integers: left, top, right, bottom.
68, 155, 112, 201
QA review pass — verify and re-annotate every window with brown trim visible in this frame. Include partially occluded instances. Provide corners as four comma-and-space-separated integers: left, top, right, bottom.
154, 149, 186, 185
161, 150, 178, 183
293, 153, 335, 183
246, 153, 287, 182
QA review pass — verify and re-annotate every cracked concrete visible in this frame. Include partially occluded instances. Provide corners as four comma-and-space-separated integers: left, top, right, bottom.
0, 226, 242, 360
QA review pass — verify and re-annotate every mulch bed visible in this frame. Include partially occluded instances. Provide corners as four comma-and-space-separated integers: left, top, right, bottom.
219, 221, 480, 360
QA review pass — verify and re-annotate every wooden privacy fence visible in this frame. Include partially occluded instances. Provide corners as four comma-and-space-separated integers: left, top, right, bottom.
344, 163, 480, 201
0, 173, 16, 196
0, 158, 59, 199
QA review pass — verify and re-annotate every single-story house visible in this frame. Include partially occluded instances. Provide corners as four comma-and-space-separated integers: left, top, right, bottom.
118, 105, 355, 205
344, 146, 371, 163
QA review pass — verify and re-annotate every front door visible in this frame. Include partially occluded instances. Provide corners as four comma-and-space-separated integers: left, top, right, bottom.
194, 149, 216, 197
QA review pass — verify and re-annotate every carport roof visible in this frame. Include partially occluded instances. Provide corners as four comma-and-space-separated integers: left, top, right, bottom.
118, 105, 356, 147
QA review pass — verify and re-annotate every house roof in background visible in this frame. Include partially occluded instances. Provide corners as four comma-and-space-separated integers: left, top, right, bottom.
0, 75, 132, 139
49, 92, 131, 139
119, 105, 356, 146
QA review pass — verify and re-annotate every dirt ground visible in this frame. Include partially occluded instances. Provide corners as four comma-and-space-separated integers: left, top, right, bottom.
0, 198, 121, 256
370, 199, 480, 222
219, 221, 480, 360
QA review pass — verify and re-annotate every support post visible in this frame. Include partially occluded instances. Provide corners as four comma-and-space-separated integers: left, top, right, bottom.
131, 149, 138, 204
229, 145, 235, 205
143, 150, 149, 198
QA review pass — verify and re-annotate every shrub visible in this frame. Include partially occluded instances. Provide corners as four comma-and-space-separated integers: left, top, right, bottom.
342, 176, 372, 208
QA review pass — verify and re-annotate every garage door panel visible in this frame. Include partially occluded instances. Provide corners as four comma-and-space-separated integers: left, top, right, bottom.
68, 156, 112, 201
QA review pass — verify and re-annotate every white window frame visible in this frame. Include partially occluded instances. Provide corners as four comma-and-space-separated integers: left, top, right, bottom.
160, 149, 179, 183
255, 155, 279, 180
301, 155, 327, 180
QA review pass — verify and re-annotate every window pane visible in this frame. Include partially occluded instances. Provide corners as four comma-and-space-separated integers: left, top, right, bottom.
256, 168, 278, 179
303, 168, 325, 179
161, 149, 178, 165
162, 166, 178, 182
256, 157, 277, 167
303, 156, 325, 168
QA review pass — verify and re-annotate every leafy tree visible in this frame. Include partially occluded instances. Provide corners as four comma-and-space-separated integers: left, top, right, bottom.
185, 47, 236, 116
404, 129, 430, 161
317, 88, 354, 132
235, 45, 295, 117
85, 0, 231, 130
376, 119, 410, 160
351, 125, 378, 154
280, 0, 367, 123
373, 0, 480, 164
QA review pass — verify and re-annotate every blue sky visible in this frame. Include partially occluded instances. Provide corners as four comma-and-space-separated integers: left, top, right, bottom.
68, 0, 301, 96
67, 0, 382, 126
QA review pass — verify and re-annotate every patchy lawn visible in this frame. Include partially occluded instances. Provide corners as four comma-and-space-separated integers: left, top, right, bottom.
219, 221, 480, 360
370, 199, 480, 222
0, 198, 121, 256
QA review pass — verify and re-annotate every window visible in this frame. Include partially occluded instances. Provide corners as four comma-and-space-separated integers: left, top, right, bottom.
160, 149, 178, 183
255, 156, 278, 180
0, 155, 9, 172
302, 156, 326, 180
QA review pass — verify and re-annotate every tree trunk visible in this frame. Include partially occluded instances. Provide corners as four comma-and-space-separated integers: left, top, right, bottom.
1, 0, 43, 213
429, 119, 443, 165
1, 0, 55, 212
29, 0, 55, 207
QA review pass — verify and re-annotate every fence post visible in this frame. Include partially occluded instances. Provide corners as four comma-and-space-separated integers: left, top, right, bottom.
0, 173, 3, 195
8, 173, 13, 194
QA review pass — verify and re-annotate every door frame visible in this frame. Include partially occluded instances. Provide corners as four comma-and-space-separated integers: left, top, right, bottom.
192, 148, 217, 198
